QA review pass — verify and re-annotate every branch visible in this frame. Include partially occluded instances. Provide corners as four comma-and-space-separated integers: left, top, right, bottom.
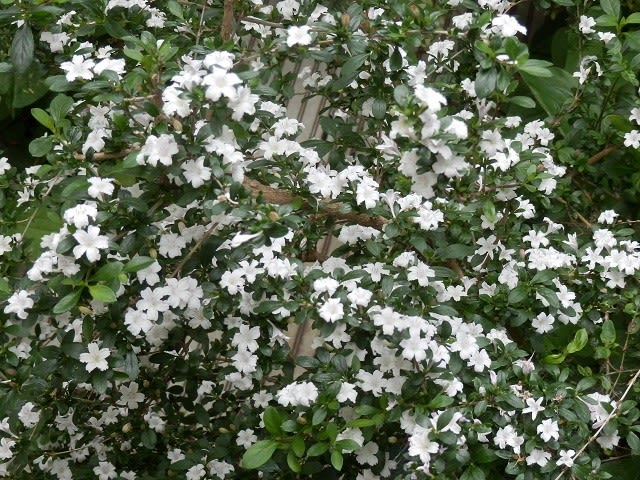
587, 144, 622, 165
73, 148, 133, 161
221, 0, 234, 40
242, 178, 388, 230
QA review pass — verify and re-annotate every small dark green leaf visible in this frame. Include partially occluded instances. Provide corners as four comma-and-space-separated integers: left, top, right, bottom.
242, 440, 279, 469
291, 436, 305, 457
88, 285, 117, 303
335, 439, 361, 452
50, 94, 74, 125
11, 25, 34, 74
372, 98, 386, 119
601, 319, 616, 345
124, 350, 139, 380
461, 464, 486, 480
31, 108, 55, 132
312, 406, 327, 426
482, 200, 496, 223
91, 262, 124, 283
508, 96, 536, 108
627, 432, 640, 454
507, 285, 528, 305
53, 290, 82, 314
428, 395, 454, 409
566, 328, 588, 354
475, 68, 497, 98
307, 442, 329, 457
263, 407, 282, 435
287, 450, 301, 473
29, 136, 54, 157
330, 450, 343, 471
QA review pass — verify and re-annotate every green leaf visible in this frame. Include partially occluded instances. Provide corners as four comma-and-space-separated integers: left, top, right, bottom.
123, 256, 155, 273
389, 47, 403, 71
333, 53, 367, 90
543, 352, 566, 364
601, 0, 620, 19
475, 68, 497, 98
372, 98, 386, 119
10, 25, 34, 74
627, 431, 640, 454
461, 464, 486, 480
88, 285, 117, 303
49, 94, 74, 125
521, 67, 577, 116
330, 450, 343, 471
141, 429, 157, 449
518, 59, 553, 77
483, 200, 497, 223
566, 328, 588, 354
29, 136, 54, 157
507, 285, 528, 305
91, 262, 124, 283
167, 0, 184, 18
508, 96, 536, 109
428, 395, 454, 409
600, 319, 616, 345
263, 407, 282, 435
53, 290, 83, 314
31, 108, 55, 132
626, 12, 640, 24
307, 442, 329, 457
291, 436, 305, 457
242, 440, 279, 469
335, 439, 361, 452
287, 450, 301, 473
124, 350, 139, 380
393, 84, 410, 106
312, 406, 327, 426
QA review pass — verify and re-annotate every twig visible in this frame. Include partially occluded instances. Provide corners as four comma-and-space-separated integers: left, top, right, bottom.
552, 367, 640, 480
168, 222, 218, 278
242, 178, 388, 230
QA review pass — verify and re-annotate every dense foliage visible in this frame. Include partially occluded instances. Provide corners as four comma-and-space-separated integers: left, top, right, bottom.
1, 0, 640, 478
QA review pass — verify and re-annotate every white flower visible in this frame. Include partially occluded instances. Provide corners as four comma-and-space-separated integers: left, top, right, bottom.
597, 210, 619, 224
526, 448, 551, 466
87, 177, 115, 199
491, 15, 527, 37
18, 402, 40, 428
79, 342, 111, 372
556, 449, 575, 467
0, 157, 10, 175
276, 381, 318, 407
64, 203, 98, 228
624, 130, 640, 149
93, 461, 117, 480
532, 312, 554, 334
318, 298, 344, 322
4, 290, 34, 319
286, 25, 312, 47
537, 418, 559, 442
137, 133, 179, 166
236, 428, 257, 448
117, 381, 145, 409
181, 156, 211, 188
493, 425, 524, 453
579, 15, 596, 34
60, 55, 95, 82
73, 226, 109, 262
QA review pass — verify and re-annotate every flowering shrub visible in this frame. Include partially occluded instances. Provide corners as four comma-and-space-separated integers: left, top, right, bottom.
1, 0, 640, 479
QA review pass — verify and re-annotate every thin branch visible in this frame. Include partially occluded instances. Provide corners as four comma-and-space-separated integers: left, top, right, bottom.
552, 367, 640, 480
168, 222, 218, 278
